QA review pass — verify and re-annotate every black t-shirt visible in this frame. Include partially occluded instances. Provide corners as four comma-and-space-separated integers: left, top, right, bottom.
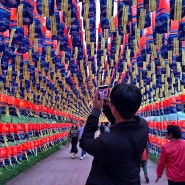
70, 128, 78, 138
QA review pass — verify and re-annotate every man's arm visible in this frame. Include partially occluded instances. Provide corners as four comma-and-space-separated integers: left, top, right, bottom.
103, 104, 115, 125
80, 93, 109, 161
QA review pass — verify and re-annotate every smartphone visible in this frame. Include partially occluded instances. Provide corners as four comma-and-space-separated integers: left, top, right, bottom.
98, 85, 109, 99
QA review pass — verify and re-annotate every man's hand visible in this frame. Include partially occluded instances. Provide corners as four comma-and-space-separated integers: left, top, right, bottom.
155, 177, 160, 183
93, 91, 103, 110
103, 98, 110, 106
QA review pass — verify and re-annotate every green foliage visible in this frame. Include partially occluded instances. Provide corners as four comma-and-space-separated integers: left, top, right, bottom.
148, 153, 158, 164
0, 115, 57, 124
0, 141, 67, 185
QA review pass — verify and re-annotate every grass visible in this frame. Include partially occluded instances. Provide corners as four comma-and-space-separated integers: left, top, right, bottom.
0, 141, 159, 185
0, 140, 68, 185
148, 153, 159, 164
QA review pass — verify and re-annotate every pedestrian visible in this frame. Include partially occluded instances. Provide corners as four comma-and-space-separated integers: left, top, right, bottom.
69, 123, 78, 159
155, 125, 185, 185
141, 148, 149, 183
78, 120, 86, 160
80, 83, 149, 185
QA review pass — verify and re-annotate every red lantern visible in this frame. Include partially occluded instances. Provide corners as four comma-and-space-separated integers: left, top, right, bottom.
27, 142, 31, 150
40, 138, 44, 145
27, 123, 33, 131
34, 140, 39, 148
0, 148, 5, 161
19, 99, 25, 108
23, 124, 29, 133
8, 96, 15, 105
180, 94, 185, 103
4, 147, 11, 158
29, 141, 35, 150
14, 98, 20, 107
22, 142, 28, 152
164, 99, 171, 107
163, 121, 168, 130
17, 144, 23, 155
0, 94, 8, 104
8, 123, 15, 133
12, 146, 18, 157
32, 124, 36, 131
42, 106, 46, 113
24, 101, 30, 108
169, 97, 177, 105
29, 102, 35, 110
35, 105, 40, 112
0, 123, 6, 134
14, 124, 23, 134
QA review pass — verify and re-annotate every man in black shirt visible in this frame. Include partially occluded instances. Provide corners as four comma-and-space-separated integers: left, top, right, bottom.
80, 84, 148, 185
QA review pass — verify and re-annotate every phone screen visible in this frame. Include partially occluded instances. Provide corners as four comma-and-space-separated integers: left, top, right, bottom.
98, 85, 109, 98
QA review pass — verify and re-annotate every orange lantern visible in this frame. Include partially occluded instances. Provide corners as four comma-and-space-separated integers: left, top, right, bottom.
0, 148, 5, 162
19, 99, 26, 108
0, 94, 8, 104
0, 123, 6, 134
8, 96, 15, 105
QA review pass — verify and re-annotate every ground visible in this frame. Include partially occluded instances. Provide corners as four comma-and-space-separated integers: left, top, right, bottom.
6, 145, 167, 185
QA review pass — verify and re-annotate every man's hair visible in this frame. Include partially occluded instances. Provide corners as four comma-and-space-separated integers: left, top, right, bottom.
110, 84, 142, 119
167, 125, 182, 139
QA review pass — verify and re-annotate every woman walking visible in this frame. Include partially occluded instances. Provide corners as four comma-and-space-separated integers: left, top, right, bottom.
69, 123, 78, 159
155, 125, 185, 185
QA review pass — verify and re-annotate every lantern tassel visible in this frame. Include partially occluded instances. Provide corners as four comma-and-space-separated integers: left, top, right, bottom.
168, 51, 173, 64
83, 2, 89, 19
174, 0, 182, 21
109, 16, 115, 32
0, 58, 2, 75
17, 4, 23, 27
107, 0, 112, 19
29, 21, 35, 41
42, 0, 49, 17
138, 9, 146, 30
174, 37, 179, 56
9, 29, 16, 47
34, 38, 38, 52
50, 15, 57, 36
182, 50, 185, 65
149, 0, 156, 12
122, 5, 128, 25
62, 0, 68, 13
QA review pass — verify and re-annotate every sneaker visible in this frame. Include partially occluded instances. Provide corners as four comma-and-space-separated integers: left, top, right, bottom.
80, 156, 83, 160
145, 176, 149, 183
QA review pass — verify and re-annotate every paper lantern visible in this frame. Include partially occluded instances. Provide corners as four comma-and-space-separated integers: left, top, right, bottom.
0, 5, 10, 32
0, 94, 8, 104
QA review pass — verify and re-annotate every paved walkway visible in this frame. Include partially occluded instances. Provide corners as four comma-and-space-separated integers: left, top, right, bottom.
7, 145, 167, 185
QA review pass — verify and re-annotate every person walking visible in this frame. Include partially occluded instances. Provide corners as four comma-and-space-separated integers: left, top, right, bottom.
78, 121, 86, 160
80, 83, 149, 185
141, 148, 149, 183
69, 123, 78, 159
155, 125, 185, 185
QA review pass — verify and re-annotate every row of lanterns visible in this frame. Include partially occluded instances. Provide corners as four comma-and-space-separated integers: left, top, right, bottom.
0, 93, 82, 120
0, 132, 69, 166
0, 0, 185, 119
